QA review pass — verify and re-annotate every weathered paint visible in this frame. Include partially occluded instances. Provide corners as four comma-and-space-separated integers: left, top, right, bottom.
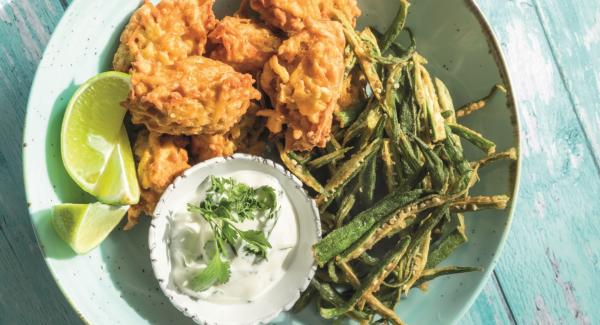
0, 0, 599, 324
477, 0, 600, 324
0, 1, 82, 324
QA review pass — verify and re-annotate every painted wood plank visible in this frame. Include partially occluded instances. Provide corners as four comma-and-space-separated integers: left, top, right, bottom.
0, 0, 80, 324
476, 0, 600, 324
461, 276, 515, 325
532, 0, 600, 167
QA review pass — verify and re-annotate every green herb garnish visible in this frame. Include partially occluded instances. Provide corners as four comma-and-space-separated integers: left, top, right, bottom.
187, 176, 279, 292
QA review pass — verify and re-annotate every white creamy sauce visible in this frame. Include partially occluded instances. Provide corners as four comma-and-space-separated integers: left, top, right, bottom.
167, 170, 299, 303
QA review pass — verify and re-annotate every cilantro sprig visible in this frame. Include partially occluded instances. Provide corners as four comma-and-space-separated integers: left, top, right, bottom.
187, 176, 279, 292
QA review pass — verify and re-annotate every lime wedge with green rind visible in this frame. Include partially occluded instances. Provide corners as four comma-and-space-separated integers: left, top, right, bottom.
61, 71, 139, 205
52, 203, 128, 254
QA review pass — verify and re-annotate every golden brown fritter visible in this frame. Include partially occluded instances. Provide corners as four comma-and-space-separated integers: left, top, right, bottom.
126, 130, 190, 230
338, 67, 367, 112
208, 17, 282, 74
259, 19, 345, 151
113, 0, 216, 73
189, 105, 267, 162
189, 133, 236, 162
249, 0, 361, 33
128, 56, 261, 135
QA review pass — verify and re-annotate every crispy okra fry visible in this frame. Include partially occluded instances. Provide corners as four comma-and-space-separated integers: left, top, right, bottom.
336, 193, 357, 227
291, 285, 317, 313
382, 139, 398, 192
312, 280, 369, 321
337, 261, 406, 325
448, 123, 497, 155
332, 10, 384, 99
317, 139, 382, 206
380, 0, 411, 52
414, 266, 483, 288
414, 55, 447, 142
308, 147, 353, 169
450, 195, 511, 212
314, 189, 425, 265
426, 213, 467, 268
473, 148, 518, 168
340, 195, 447, 262
277, 143, 325, 194
327, 238, 410, 315
456, 84, 507, 118
412, 135, 448, 192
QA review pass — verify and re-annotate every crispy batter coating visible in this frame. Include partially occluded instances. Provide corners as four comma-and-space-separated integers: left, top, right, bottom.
208, 16, 282, 73
189, 133, 236, 162
189, 105, 267, 162
113, 0, 216, 73
338, 67, 367, 111
128, 56, 261, 135
249, 0, 361, 32
126, 130, 190, 230
259, 20, 345, 151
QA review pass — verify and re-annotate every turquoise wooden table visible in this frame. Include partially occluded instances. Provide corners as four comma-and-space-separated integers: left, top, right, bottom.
1, 0, 599, 324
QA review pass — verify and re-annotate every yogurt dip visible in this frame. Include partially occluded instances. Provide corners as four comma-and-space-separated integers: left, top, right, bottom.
167, 170, 299, 303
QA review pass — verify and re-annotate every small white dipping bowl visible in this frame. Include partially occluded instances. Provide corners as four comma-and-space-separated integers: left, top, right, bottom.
149, 154, 321, 325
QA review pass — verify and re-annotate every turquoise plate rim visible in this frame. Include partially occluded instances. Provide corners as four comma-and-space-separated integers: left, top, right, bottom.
22, 0, 522, 324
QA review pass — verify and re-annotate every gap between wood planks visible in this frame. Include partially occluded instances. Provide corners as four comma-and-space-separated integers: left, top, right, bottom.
493, 270, 518, 325
59, 0, 69, 10
530, 0, 600, 173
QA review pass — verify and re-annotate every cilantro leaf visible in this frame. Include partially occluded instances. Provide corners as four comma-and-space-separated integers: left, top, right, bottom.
189, 251, 231, 292
186, 177, 280, 290
240, 230, 271, 259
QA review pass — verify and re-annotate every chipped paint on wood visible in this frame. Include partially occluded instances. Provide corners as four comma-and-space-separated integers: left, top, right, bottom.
477, 0, 600, 324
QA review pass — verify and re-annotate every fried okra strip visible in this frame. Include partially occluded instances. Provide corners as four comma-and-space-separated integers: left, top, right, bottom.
317, 139, 382, 206
313, 189, 424, 265
382, 139, 398, 192
426, 213, 467, 268
340, 195, 448, 262
326, 238, 410, 316
277, 142, 325, 194
332, 10, 384, 99
337, 261, 406, 325
291, 285, 317, 313
412, 135, 448, 192
456, 84, 507, 118
450, 195, 511, 213
473, 148, 518, 168
448, 123, 497, 155
380, 0, 411, 52
414, 266, 482, 288
313, 280, 370, 321
308, 147, 353, 169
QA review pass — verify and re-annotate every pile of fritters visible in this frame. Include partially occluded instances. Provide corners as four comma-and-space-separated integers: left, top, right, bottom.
117, 0, 360, 228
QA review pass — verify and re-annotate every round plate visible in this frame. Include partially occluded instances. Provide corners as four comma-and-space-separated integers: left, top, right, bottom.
23, 0, 521, 324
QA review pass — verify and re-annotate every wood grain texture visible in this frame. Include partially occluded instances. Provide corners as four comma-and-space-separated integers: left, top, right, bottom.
0, 0, 80, 324
476, 0, 600, 324
0, 0, 599, 324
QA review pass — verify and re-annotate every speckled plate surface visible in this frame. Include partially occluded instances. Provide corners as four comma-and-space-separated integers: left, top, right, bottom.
23, 0, 520, 324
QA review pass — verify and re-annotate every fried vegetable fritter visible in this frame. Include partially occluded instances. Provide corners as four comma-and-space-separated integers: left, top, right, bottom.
113, 0, 216, 73
128, 56, 261, 135
259, 19, 346, 151
249, 0, 360, 33
208, 16, 282, 73
126, 130, 190, 229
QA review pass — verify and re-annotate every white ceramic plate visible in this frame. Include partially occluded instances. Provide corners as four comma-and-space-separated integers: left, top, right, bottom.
23, 0, 520, 324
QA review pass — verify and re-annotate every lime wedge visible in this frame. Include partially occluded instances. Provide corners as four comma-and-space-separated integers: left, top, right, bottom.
61, 71, 140, 205
52, 203, 128, 254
